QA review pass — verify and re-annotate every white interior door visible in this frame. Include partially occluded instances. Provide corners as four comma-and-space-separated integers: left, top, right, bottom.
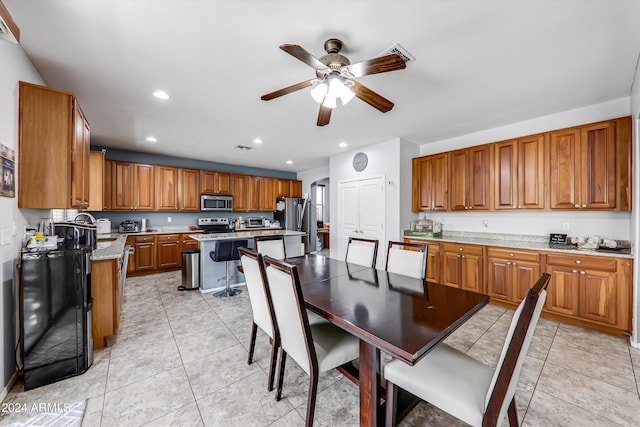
338, 176, 385, 268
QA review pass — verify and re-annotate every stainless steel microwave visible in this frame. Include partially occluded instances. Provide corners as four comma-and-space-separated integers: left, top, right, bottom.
201, 194, 233, 211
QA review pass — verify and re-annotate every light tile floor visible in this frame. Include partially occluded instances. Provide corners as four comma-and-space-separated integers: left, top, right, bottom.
2, 270, 639, 426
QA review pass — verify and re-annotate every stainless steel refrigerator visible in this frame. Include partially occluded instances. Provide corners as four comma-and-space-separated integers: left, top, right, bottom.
274, 197, 310, 253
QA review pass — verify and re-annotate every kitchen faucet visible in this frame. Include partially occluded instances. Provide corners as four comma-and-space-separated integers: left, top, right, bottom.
73, 212, 96, 224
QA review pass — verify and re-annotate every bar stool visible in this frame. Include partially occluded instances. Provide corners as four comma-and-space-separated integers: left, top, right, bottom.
210, 239, 248, 298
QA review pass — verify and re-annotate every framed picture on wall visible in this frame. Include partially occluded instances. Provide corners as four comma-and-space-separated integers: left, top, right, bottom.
0, 144, 15, 198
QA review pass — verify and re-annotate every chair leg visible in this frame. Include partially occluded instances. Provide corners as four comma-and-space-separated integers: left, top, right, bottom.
276, 347, 287, 401
247, 322, 258, 365
385, 380, 398, 427
508, 397, 519, 426
267, 336, 279, 392
305, 369, 319, 427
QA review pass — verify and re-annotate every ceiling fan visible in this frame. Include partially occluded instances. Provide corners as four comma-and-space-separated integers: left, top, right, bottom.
261, 38, 407, 126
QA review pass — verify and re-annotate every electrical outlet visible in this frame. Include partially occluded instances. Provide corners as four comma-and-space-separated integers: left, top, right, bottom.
167, 217, 172, 223
562, 222, 570, 231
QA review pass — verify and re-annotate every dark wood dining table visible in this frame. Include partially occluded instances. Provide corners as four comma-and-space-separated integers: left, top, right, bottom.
283, 254, 490, 427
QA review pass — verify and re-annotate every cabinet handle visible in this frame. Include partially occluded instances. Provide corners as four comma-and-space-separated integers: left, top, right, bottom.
574, 204, 579, 208
507, 261, 511, 265
518, 205, 522, 209
461, 255, 465, 258
581, 204, 587, 208
513, 205, 517, 208
457, 254, 461, 258
509, 253, 514, 257
513, 262, 517, 266
575, 260, 581, 264
573, 269, 578, 273
459, 248, 463, 251
580, 271, 586, 275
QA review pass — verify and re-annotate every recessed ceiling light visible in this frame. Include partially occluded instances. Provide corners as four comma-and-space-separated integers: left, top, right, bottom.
286, 160, 293, 165
339, 142, 348, 148
253, 138, 263, 144
153, 90, 170, 100
145, 136, 158, 143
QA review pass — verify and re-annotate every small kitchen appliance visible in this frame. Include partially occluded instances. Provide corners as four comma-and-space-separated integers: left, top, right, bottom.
246, 217, 265, 228
200, 194, 233, 211
118, 220, 140, 233
95, 218, 111, 235
197, 217, 232, 234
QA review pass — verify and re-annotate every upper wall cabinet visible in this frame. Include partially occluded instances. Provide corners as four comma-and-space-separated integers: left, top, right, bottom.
88, 150, 105, 211
449, 144, 492, 211
200, 171, 231, 195
549, 117, 630, 210
494, 134, 545, 210
155, 165, 179, 211
111, 161, 155, 211
18, 81, 91, 209
178, 168, 200, 211
412, 153, 448, 212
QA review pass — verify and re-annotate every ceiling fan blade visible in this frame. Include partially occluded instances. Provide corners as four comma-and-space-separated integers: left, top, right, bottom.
317, 105, 332, 126
344, 54, 406, 78
261, 80, 313, 101
280, 44, 329, 71
352, 81, 394, 113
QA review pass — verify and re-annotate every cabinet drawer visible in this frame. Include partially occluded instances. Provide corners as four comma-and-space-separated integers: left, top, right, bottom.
134, 235, 156, 243
487, 247, 539, 262
546, 254, 617, 272
442, 243, 483, 256
157, 234, 180, 242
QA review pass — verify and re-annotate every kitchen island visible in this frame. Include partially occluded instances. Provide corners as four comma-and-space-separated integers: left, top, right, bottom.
189, 230, 306, 292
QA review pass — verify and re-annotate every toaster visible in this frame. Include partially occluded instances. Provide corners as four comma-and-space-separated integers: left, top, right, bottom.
118, 220, 140, 233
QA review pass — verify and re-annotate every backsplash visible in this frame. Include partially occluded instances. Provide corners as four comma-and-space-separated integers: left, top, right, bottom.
90, 211, 274, 229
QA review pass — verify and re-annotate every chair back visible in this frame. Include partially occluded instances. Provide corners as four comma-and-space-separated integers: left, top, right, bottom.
345, 237, 379, 268
483, 273, 551, 426
238, 248, 274, 338
211, 239, 248, 262
263, 257, 317, 376
385, 241, 428, 279
254, 235, 286, 259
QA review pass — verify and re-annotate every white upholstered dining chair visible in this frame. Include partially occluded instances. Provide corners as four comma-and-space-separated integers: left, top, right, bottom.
263, 256, 360, 427
385, 241, 428, 279
238, 248, 279, 391
384, 273, 551, 427
345, 237, 379, 268
254, 235, 286, 259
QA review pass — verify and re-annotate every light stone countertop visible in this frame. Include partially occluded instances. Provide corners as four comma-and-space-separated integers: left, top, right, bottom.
404, 231, 633, 259
91, 234, 128, 261
189, 229, 305, 241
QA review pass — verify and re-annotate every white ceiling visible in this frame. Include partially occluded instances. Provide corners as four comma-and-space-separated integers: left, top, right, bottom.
5, 0, 640, 172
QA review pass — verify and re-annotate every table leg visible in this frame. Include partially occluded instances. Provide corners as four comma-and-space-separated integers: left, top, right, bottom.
359, 340, 381, 427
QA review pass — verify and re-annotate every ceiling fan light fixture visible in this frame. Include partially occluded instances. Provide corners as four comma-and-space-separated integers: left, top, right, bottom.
339, 83, 355, 105
322, 94, 337, 109
310, 81, 328, 103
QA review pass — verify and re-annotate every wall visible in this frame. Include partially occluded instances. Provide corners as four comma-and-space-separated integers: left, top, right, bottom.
0, 39, 46, 398
328, 138, 419, 259
629, 53, 640, 347
417, 98, 633, 240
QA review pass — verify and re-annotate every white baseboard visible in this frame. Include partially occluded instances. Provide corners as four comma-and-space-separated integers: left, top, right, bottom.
0, 373, 17, 403
630, 338, 640, 349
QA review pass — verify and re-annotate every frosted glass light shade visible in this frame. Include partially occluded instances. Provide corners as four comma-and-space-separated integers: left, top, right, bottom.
310, 82, 328, 103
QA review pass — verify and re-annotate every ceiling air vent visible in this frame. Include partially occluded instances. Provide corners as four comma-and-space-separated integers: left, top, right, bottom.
234, 145, 253, 151
379, 43, 415, 64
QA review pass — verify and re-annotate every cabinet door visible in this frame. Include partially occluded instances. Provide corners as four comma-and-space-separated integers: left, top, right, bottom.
126, 237, 136, 274
578, 269, 617, 325
487, 257, 512, 300
103, 159, 112, 210
156, 235, 181, 269
518, 134, 545, 209
200, 171, 216, 194
262, 177, 277, 211
134, 163, 155, 210
441, 252, 460, 288
549, 128, 581, 209
290, 180, 302, 198
217, 173, 232, 194
512, 260, 540, 302
545, 265, 579, 315
449, 150, 468, 211
412, 157, 430, 211
88, 150, 105, 211
232, 175, 249, 211
248, 176, 262, 211
71, 102, 90, 209
431, 153, 448, 211
580, 121, 616, 209
425, 243, 440, 283
178, 168, 200, 211
460, 252, 483, 292
494, 140, 518, 210
277, 179, 291, 197
134, 238, 156, 271
467, 145, 491, 210
155, 166, 178, 211
112, 161, 134, 210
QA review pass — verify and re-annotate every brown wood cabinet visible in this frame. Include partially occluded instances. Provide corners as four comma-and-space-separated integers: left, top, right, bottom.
155, 165, 178, 211
486, 247, 541, 303
494, 134, 545, 210
405, 238, 441, 283
276, 179, 302, 198
181, 234, 200, 251
132, 235, 156, 272
200, 171, 231, 194
441, 243, 483, 292
412, 153, 448, 212
178, 168, 200, 211
549, 117, 630, 210
232, 174, 250, 211
91, 257, 122, 348
18, 81, 91, 209
156, 234, 181, 269
103, 159, 112, 210
111, 161, 155, 211
88, 150, 105, 211
449, 145, 491, 211
290, 180, 303, 198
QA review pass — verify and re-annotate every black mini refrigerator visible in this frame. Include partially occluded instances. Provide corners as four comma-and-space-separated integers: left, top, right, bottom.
19, 246, 94, 390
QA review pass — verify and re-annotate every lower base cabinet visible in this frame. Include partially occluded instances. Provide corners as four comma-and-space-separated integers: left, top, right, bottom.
91, 257, 123, 349
126, 232, 201, 276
